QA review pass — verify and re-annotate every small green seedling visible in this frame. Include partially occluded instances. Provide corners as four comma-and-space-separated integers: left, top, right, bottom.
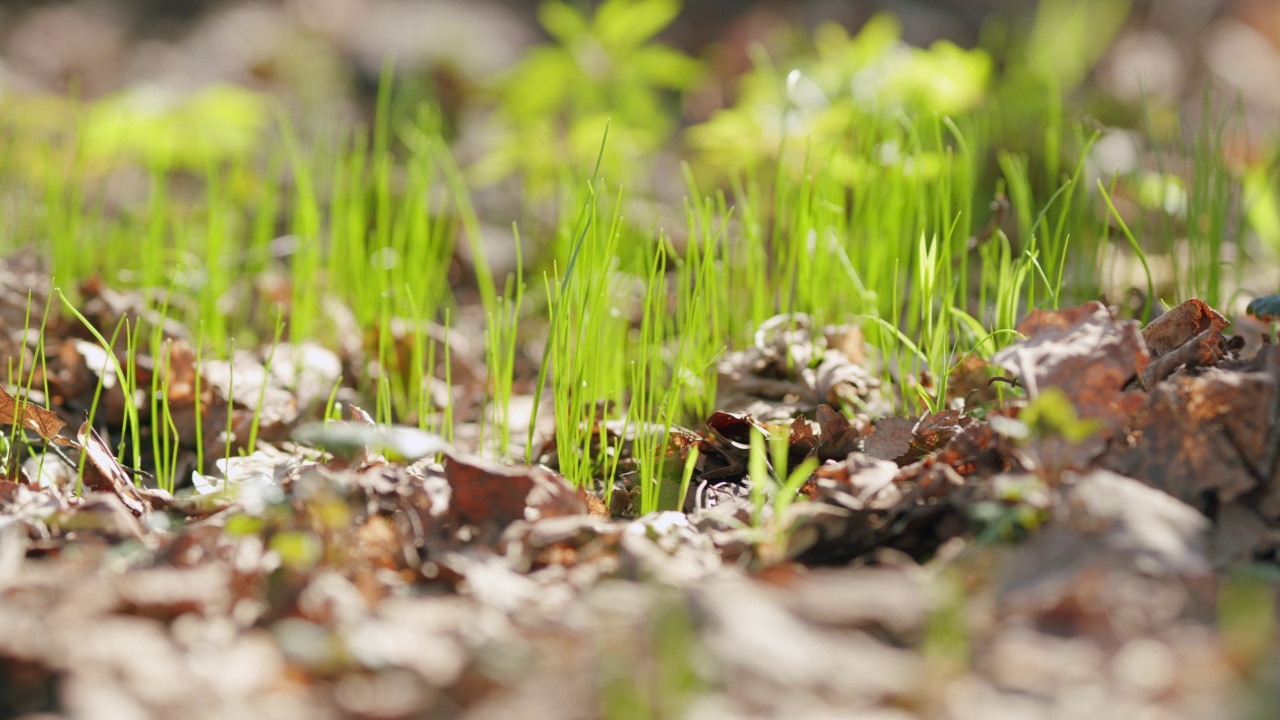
747, 427, 820, 565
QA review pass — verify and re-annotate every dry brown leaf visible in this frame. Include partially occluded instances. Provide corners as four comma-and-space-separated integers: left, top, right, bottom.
705, 410, 767, 450
910, 410, 972, 458
862, 416, 916, 465
794, 452, 972, 565
1001, 471, 1209, 616
1141, 298, 1227, 359
1137, 299, 1231, 386
1101, 369, 1273, 512
578, 487, 610, 518
813, 405, 867, 461
934, 421, 1014, 477
992, 302, 1148, 427
0, 384, 69, 444
443, 454, 586, 539
77, 421, 149, 517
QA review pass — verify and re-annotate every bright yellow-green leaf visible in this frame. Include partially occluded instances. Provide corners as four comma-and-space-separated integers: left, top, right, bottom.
538, 0, 589, 45
502, 47, 578, 118
595, 0, 681, 53
628, 45, 705, 89
1245, 165, 1280, 251
81, 84, 267, 169
843, 14, 902, 66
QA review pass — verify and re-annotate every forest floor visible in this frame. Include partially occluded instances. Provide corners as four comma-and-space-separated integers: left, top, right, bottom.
2, 260, 1279, 719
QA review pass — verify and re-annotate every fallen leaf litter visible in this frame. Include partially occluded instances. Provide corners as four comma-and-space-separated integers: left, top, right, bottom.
0, 266, 1275, 718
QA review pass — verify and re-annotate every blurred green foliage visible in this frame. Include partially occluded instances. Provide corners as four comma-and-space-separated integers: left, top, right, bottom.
1, 84, 267, 173
688, 14, 992, 176
83, 85, 268, 169
476, 0, 703, 188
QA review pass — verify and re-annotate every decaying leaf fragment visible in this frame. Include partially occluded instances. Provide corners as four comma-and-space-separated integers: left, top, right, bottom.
812, 404, 867, 461
791, 452, 972, 565
1103, 366, 1278, 513
862, 411, 973, 467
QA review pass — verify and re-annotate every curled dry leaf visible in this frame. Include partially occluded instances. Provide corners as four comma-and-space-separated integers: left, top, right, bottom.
1141, 298, 1228, 359
705, 410, 768, 451
786, 415, 820, 458
1140, 298, 1231, 386
716, 314, 882, 420
909, 410, 973, 458
76, 421, 149, 517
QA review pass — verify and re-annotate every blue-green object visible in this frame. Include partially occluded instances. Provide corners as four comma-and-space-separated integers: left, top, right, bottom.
1246, 294, 1280, 322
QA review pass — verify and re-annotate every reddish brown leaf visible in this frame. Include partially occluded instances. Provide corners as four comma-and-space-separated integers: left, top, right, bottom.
1141, 298, 1227, 359
1101, 369, 1274, 512
0, 384, 68, 444
443, 454, 586, 536
1135, 299, 1232, 386
787, 416, 820, 457
863, 416, 916, 465
909, 410, 972, 458
706, 411, 768, 450
992, 302, 1148, 427
934, 421, 1012, 477
814, 405, 868, 461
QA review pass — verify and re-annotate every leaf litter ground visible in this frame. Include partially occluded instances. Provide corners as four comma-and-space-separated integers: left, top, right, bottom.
2, 257, 1280, 719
